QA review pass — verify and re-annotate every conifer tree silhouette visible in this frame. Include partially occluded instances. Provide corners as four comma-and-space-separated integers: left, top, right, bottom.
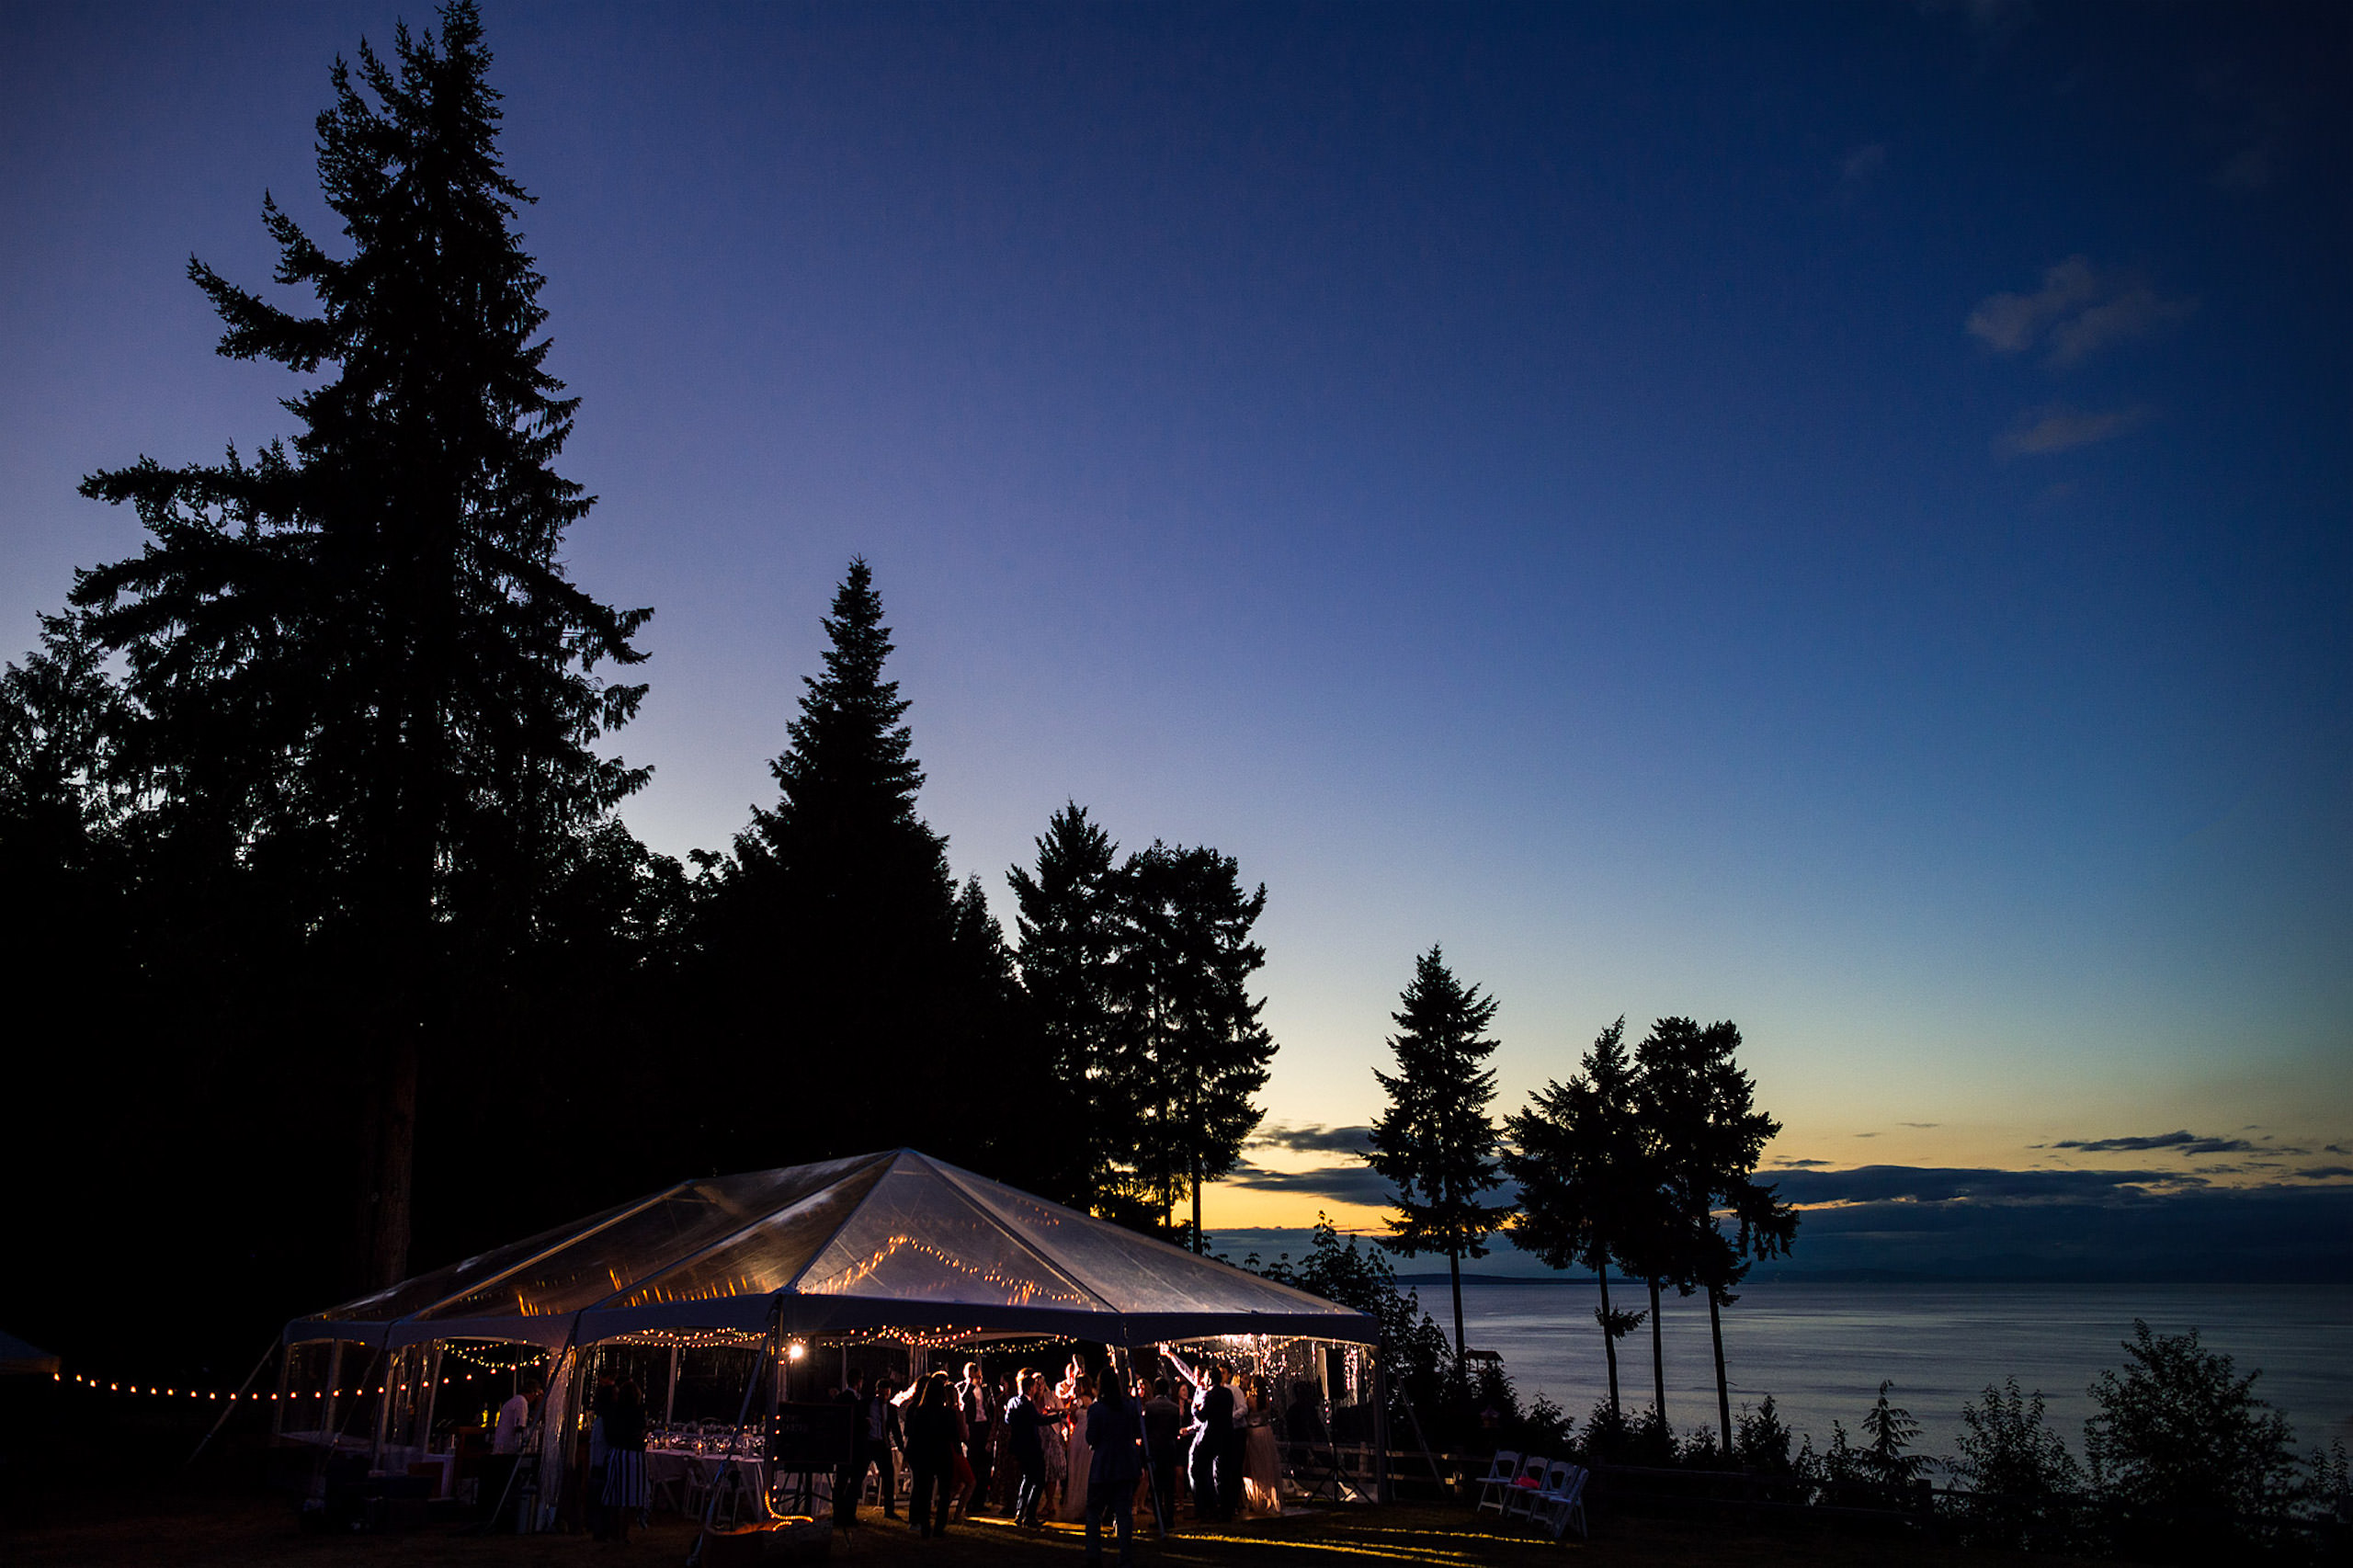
72, 0, 649, 1290
1366, 946, 1517, 1370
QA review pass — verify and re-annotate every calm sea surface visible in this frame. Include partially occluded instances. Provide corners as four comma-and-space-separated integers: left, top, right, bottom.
1447, 1278, 2353, 1460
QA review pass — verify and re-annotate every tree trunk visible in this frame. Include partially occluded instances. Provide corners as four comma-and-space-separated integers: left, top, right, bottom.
1449, 1246, 1467, 1375
1709, 1289, 1732, 1456
1190, 1149, 1203, 1254
1648, 1275, 1665, 1420
1597, 1265, 1621, 1421
368, 1031, 419, 1289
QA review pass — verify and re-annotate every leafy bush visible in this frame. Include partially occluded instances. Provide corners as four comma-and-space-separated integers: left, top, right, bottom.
1734, 1394, 1797, 1475
2085, 1320, 2300, 1521
1947, 1377, 2085, 1549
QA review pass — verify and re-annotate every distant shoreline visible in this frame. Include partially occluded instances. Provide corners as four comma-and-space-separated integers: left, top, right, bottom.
1395, 1269, 2353, 1286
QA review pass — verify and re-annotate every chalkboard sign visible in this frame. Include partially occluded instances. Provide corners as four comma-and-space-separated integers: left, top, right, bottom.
767, 1403, 853, 1469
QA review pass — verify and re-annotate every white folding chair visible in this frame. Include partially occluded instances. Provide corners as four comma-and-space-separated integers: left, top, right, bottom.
1473, 1449, 1521, 1516
1532, 1461, 1589, 1540
1502, 1453, 1551, 1520
646, 1449, 686, 1515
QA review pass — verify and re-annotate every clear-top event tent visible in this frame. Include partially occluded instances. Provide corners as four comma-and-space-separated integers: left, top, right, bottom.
285, 1148, 1375, 1350
276, 1149, 1382, 1524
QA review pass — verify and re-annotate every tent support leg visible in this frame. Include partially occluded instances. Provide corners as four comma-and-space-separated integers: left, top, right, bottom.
271, 1339, 291, 1440
323, 1341, 345, 1448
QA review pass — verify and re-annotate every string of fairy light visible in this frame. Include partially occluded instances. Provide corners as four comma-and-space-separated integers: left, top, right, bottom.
54, 1367, 521, 1403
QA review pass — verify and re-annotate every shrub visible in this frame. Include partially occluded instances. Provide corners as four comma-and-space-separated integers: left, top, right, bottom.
2084, 1320, 2299, 1519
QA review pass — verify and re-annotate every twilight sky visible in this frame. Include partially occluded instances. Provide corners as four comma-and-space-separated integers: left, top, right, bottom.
5, 2, 2347, 1266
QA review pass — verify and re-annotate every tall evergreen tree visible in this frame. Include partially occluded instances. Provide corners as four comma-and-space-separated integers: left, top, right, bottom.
1008, 803, 1123, 1209
699, 559, 1029, 1170
71, 1, 650, 1290
1503, 1017, 1663, 1422
1365, 946, 1518, 1370
1103, 842, 1277, 1249
1635, 1017, 1796, 1452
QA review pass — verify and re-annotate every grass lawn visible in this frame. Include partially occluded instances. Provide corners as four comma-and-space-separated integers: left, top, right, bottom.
6, 1492, 2117, 1568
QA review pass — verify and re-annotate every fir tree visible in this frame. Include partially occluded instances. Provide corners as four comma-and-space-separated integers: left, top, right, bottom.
72, 1, 650, 1289
1504, 1016, 1663, 1422
700, 559, 1030, 1169
1366, 946, 1517, 1370
1634, 1017, 1796, 1453
1008, 803, 1123, 1209
1103, 842, 1276, 1248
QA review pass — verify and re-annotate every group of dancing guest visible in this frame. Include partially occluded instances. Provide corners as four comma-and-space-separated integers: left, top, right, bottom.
878, 1351, 1291, 1542
1165, 1349, 1284, 1521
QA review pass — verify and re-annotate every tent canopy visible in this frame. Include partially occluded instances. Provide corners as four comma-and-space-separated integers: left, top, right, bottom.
0, 1328, 59, 1377
286, 1149, 1375, 1351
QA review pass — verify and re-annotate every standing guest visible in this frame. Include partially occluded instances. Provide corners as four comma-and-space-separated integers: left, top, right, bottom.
1005, 1370, 1054, 1527
492, 1374, 543, 1455
834, 1369, 871, 1528
1084, 1373, 1145, 1568
905, 1373, 958, 1539
1057, 1376, 1096, 1522
1213, 1365, 1247, 1522
1240, 1374, 1283, 1517
957, 1362, 995, 1515
1040, 1375, 1070, 1518
1140, 1377, 1182, 1532
872, 1378, 904, 1518
990, 1372, 1021, 1513
601, 1377, 649, 1544
1167, 1351, 1239, 1522
1185, 1376, 1216, 1520
949, 1380, 977, 1518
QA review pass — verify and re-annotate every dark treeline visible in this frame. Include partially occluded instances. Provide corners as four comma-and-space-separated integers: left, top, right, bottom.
0, 3, 1275, 1383
1354, 948, 1796, 1455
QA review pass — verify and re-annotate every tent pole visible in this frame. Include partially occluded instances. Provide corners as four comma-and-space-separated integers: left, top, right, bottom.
323, 1341, 345, 1445
370, 1345, 396, 1469
417, 1343, 443, 1458
271, 1339, 292, 1440
1371, 1343, 1392, 1506
666, 1344, 679, 1426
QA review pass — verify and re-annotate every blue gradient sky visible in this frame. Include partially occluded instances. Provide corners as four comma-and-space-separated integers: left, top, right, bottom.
5, 2, 2347, 1235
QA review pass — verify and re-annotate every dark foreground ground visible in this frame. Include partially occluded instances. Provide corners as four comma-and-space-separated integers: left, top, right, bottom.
7, 1491, 2125, 1568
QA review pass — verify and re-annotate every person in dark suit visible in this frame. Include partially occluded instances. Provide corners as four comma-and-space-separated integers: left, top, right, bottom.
1208, 1364, 1245, 1522
1004, 1370, 1054, 1526
872, 1378, 904, 1518
834, 1369, 871, 1528
1140, 1377, 1182, 1531
904, 1373, 959, 1538
958, 1361, 995, 1514
1085, 1375, 1145, 1567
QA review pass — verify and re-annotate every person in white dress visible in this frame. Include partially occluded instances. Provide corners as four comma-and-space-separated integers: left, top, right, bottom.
1057, 1377, 1097, 1522
1240, 1375, 1283, 1517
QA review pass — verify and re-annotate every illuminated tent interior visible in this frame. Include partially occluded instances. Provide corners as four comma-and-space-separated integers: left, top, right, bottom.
273, 1150, 1381, 1525
283, 1148, 1375, 1351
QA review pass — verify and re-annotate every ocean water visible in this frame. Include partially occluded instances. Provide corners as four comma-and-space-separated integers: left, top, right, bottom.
1446, 1278, 2353, 1461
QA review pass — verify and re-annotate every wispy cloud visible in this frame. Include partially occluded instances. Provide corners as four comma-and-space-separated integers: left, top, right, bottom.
1248, 1122, 1373, 1156
1226, 1158, 1394, 1208
1968, 256, 2193, 368
2049, 1129, 2259, 1155
1997, 404, 2147, 457
1775, 1165, 2201, 1206
1899, 1121, 1940, 1129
